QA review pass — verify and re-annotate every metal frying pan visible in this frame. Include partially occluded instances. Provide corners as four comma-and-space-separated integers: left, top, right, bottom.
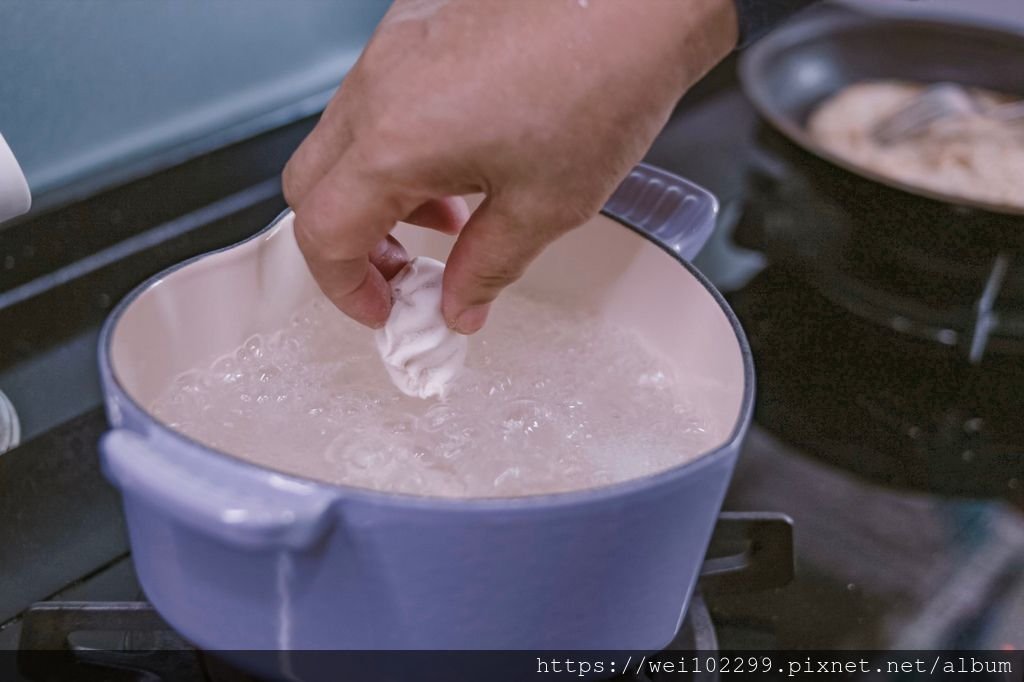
739, 7, 1024, 216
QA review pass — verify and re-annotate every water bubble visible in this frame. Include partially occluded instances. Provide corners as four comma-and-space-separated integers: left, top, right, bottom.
245, 335, 263, 358
150, 292, 718, 498
422, 403, 456, 432
383, 414, 415, 434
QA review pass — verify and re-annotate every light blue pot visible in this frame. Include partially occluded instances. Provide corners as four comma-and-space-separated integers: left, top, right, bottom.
98, 165, 754, 676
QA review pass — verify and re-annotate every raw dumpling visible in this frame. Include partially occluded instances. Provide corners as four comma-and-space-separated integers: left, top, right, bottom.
375, 257, 467, 399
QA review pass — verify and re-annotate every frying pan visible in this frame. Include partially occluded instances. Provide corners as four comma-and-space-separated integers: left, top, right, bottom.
739, 7, 1024, 217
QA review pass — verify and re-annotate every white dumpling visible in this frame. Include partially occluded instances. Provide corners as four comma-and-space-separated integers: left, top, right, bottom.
375, 257, 468, 399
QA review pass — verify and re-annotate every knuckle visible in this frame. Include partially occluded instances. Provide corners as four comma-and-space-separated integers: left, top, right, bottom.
467, 255, 527, 296
357, 128, 424, 182
281, 161, 303, 207
293, 202, 348, 261
471, 266, 519, 292
299, 224, 352, 263
292, 210, 326, 254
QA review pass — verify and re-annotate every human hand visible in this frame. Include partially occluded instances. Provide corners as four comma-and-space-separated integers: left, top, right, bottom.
283, 0, 737, 333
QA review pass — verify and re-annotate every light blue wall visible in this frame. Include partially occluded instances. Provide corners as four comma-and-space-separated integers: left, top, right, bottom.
0, 1, 388, 198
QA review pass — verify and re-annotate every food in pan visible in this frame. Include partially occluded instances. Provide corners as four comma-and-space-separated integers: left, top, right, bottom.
808, 80, 1024, 210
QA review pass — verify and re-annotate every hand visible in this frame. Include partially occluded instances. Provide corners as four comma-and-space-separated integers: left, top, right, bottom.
283, 0, 737, 333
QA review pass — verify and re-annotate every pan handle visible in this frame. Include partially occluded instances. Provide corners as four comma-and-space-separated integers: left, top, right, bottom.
601, 163, 719, 261
699, 511, 795, 593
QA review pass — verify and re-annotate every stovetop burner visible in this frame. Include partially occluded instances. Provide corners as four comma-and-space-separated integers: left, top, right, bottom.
14, 596, 720, 682
737, 125, 1024, 363
730, 265, 1023, 506
723, 123, 1024, 505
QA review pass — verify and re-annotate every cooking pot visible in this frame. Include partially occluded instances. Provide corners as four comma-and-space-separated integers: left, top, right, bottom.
98, 164, 754, 666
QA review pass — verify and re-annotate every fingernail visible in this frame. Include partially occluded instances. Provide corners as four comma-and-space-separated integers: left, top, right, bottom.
451, 304, 489, 335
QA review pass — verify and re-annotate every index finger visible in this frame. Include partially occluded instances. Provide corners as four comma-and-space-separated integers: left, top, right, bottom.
292, 159, 417, 328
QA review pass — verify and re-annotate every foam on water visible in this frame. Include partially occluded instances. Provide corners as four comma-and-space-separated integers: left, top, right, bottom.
151, 293, 719, 498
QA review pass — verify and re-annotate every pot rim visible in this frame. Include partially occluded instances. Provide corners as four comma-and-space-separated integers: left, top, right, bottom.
99, 208, 755, 511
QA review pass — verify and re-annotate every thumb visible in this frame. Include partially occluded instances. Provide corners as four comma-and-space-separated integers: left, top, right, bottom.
442, 195, 573, 334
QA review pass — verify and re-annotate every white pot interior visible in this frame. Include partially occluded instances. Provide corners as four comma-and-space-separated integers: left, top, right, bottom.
110, 212, 747, 455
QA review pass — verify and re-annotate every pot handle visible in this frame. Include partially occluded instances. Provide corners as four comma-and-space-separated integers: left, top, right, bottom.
602, 163, 719, 261
699, 511, 794, 593
101, 429, 336, 551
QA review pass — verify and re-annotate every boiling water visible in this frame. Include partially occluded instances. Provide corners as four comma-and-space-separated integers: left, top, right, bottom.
152, 293, 720, 497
